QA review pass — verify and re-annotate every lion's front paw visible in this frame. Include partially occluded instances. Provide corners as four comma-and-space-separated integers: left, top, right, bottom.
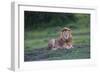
65, 45, 73, 49
52, 48, 58, 50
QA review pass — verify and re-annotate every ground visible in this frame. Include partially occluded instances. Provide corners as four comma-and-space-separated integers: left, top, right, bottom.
24, 45, 90, 61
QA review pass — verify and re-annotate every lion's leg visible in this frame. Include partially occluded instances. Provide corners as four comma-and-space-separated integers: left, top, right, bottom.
64, 42, 73, 49
67, 42, 73, 49
63, 43, 69, 49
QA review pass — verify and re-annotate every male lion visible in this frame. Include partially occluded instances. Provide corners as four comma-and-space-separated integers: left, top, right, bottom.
48, 27, 73, 50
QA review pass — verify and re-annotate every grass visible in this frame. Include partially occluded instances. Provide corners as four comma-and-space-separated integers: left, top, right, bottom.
24, 46, 90, 61
24, 27, 90, 61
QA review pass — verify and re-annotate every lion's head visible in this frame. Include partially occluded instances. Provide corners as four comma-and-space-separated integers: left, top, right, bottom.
60, 27, 72, 41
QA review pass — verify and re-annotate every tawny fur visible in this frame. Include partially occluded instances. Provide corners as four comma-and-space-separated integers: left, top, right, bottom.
48, 27, 73, 50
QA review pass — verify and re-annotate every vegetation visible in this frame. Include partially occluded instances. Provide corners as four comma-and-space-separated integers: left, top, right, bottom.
24, 11, 90, 61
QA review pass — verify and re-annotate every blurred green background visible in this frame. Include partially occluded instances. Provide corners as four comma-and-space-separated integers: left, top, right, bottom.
24, 11, 90, 61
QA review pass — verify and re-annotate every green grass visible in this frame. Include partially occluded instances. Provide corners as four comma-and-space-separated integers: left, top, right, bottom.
47, 47, 90, 60
24, 27, 90, 61
24, 47, 90, 61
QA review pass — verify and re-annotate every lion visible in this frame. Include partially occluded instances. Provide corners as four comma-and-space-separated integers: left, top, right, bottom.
48, 27, 73, 50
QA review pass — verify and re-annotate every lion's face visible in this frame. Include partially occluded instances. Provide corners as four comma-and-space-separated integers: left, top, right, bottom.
61, 27, 72, 40
62, 30, 70, 40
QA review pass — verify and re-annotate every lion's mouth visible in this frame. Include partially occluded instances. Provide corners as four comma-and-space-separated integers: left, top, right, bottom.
63, 35, 68, 39
63, 32, 69, 40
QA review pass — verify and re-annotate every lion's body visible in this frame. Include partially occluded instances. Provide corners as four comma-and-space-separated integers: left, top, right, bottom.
48, 27, 73, 50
